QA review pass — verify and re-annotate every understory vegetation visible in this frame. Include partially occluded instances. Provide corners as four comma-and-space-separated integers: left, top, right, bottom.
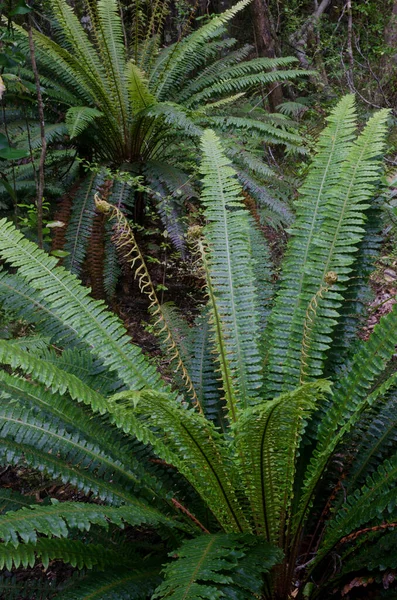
2, 0, 397, 599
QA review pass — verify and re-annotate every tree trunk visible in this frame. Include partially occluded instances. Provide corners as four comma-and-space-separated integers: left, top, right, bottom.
385, 0, 397, 65
251, 0, 283, 111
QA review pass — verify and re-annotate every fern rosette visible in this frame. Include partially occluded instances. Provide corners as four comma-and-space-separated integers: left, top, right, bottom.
0, 96, 396, 599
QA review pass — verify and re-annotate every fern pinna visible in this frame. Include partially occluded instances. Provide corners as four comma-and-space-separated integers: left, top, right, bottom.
3, 0, 308, 273
0, 96, 395, 599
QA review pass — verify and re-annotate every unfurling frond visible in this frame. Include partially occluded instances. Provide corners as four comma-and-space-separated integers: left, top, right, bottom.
95, 196, 200, 408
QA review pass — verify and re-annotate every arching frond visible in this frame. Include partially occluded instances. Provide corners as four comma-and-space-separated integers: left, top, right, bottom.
107, 389, 250, 533
0, 219, 168, 392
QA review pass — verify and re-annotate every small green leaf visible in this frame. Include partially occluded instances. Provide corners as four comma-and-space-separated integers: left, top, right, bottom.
10, 1, 32, 15
50, 250, 70, 258
0, 148, 29, 160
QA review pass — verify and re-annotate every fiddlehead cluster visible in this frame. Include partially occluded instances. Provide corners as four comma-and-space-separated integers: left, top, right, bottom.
95, 194, 201, 410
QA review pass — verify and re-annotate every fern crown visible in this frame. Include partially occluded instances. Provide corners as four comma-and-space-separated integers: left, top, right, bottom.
0, 96, 395, 599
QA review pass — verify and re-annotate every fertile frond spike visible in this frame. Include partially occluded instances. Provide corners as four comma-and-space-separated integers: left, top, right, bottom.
199, 129, 264, 414
95, 196, 201, 410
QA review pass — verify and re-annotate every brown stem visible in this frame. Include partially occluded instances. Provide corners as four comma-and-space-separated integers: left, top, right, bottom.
27, 16, 46, 249
340, 521, 397, 544
171, 497, 210, 534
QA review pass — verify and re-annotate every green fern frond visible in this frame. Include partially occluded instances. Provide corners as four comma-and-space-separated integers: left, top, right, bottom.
65, 106, 103, 138
297, 108, 389, 383
107, 389, 250, 533
185, 69, 311, 109
315, 452, 397, 563
189, 307, 223, 426
126, 62, 156, 113
153, 534, 282, 599
63, 171, 103, 276
144, 102, 202, 137
206, 115, 303, 146
0, 218, 168, 392
152, 0, 252, 100
0, 339, 108, 413
199, 129, 264, 415
236, 381, 331, 542
265, 94, 358, 395
47, 0, 107, 92
0, 500, 176, 547
0, 538, 125, 571
0, 489, 40, 514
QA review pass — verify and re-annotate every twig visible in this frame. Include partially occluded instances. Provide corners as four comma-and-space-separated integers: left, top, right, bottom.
27, 15, 46, 248
346, 0, 354, 92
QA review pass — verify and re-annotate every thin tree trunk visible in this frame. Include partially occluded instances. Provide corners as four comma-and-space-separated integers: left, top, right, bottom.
251, 0, 283, 111
27, 17, 46, 249
346, 0, 354, 91
289, 0, 332, 70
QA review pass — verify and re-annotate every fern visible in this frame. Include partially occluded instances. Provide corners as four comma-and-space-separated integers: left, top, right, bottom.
154, 534, 282, 599
66, 107, 103, 138
0, 102, 395, 598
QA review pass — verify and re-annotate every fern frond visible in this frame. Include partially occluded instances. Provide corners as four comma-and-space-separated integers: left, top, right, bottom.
144, 102, 202, 137
236, 381, 331, 543
206, 115, 303, 146
0, 500, 176, 548
107, 389, 250, 533
0, 489, 40, 514
65, 106, 103, 138
63, 172, 103, 276
0, 538, 125, 570
96, 0, 129, 135
185, 69, 311, 109
315, 452, 397, 563
95, 197, 200, 407
298, 108, 389, 383
265, 94, 358, 395
152, 0, 252, 100
199, 129, 264, 415
47, 0, 106, 92
126, 61, 156, 113
189, 307, 223, 426
153, 534, 282, 599
0, 372, 161, 502
0, 271, 83, 348
0, 218, 167, 392
55, 568, 161, 600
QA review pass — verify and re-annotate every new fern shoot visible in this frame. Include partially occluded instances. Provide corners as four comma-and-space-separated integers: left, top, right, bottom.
0, 95, 394, 599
